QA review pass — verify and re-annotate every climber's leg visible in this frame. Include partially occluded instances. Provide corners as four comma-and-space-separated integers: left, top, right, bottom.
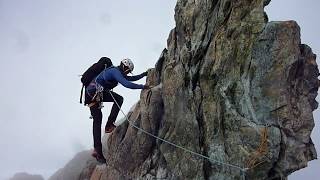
103, 91, 124, 133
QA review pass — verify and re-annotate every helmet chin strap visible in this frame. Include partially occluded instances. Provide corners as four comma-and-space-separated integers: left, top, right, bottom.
120, 62, 132, 74
124, 69, 131, 74
123, 66, 132, 74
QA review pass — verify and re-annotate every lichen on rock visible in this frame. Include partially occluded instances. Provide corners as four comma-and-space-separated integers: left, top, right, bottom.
57, 0, 319, 179
97, 0, 319, 179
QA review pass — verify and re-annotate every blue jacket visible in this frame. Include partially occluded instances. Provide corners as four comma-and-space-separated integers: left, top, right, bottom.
94, 67, 146, 90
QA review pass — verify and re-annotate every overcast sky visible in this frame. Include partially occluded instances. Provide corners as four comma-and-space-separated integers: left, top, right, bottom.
0, 0, 318, 179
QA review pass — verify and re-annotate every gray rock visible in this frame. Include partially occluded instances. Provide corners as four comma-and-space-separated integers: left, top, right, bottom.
73, 0, 319, 179
9, 172, 44, 180
100, 0, 318, 179
49, 150, 98, 180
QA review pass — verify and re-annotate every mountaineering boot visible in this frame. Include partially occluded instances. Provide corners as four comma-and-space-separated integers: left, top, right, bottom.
96, 154, 106, 164
105, 123, 116, 133
92, 149, 106, 164
91, 149, 98, 158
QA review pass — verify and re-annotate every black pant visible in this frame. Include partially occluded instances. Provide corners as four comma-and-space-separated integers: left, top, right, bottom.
89, 90, 123, 155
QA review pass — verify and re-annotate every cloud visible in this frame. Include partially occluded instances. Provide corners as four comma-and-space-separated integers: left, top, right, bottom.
99, 13, 112, 26
71, 140, 87, 154
13, 29, 30, 53
152, 42, 164, 54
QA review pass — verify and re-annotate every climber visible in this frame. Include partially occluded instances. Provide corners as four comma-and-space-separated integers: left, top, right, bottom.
84, 58, 151, 163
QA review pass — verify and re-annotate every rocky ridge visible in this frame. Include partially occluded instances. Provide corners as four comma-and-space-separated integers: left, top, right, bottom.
8, 172, 44, 180
53, 0, 319, 179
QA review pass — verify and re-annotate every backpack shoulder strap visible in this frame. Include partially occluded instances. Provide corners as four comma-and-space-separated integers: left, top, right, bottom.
105, 65, 115, 70
79, 84, 84, 104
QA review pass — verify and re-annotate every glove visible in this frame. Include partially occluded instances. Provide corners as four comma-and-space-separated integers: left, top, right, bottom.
143, 68, 153, 77
143, 85, 153, 89
142, 71, 148, 77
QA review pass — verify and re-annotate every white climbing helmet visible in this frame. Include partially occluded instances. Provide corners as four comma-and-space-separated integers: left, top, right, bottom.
121, 58, 134, 72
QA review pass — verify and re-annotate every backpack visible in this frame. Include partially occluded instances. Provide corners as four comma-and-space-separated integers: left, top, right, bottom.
80, 57, 113, 104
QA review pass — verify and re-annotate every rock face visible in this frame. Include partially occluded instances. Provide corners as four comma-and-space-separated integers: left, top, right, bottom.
74, 0, 319, 179
9, 172, 44, 180
49, 150, 98, 180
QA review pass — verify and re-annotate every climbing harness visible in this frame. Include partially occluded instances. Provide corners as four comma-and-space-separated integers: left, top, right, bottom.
108, 90, 250, 179
86, 81, 105, 109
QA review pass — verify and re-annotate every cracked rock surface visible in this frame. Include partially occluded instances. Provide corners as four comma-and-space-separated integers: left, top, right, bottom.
56, 0, 319, 179
98, 0, 319, 179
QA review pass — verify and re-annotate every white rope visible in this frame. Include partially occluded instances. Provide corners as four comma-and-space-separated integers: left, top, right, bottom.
108, 90, 247, 179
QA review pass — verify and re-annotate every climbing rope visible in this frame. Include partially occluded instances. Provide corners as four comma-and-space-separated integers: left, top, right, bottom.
108, 90, 252, 179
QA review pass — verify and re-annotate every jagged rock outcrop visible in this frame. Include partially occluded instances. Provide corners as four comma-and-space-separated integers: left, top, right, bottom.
9, 172, 44, 180
97, 0, 319, 179
49, 150, 98, 180
68, 0, 318, 179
